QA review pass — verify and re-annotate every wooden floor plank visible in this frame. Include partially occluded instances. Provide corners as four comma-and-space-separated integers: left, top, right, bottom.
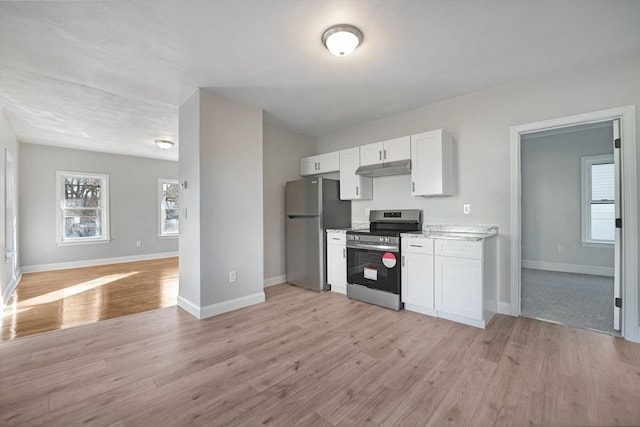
1, 257, 178, 341
2, 283, 640, 426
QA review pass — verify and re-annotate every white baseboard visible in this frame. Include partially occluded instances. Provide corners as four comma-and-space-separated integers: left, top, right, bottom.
522, 260, 614, 277
264, 275, 286, 287
330, 284, 346, 295
177, 295, 201, 318
497, 301, 512, 315
404, 303, 436, 317
178, 292, 266, 320
2, 268, 22, 307
21, 252, 179, 274
436, 311, 487, 329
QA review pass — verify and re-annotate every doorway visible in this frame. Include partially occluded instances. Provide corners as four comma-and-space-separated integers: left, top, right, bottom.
520, 122, 617, 334
510, 106, 638, 343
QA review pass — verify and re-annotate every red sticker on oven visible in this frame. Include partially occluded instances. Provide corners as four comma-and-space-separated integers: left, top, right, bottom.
382, 252, 397, 268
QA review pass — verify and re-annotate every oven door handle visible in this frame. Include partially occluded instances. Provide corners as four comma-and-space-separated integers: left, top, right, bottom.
347, 243, 399, 253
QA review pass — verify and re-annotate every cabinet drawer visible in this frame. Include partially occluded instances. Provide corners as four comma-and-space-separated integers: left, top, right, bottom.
434, 239, 482, 259
402, 238, 433, 255
327, 232, 346, 244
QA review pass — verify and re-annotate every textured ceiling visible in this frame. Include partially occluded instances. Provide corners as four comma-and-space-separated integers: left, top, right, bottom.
1, 0, 639, 161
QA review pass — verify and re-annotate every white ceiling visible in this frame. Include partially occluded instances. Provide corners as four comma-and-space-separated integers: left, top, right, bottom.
1, 1, 639, 161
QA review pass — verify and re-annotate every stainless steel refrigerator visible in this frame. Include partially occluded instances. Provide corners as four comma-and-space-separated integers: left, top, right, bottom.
285, 177, 351, 291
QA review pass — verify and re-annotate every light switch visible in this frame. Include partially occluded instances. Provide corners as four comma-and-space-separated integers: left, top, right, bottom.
463, 204, 471, 215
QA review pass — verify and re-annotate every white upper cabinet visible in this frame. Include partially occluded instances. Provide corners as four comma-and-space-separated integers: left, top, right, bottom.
360, 141, 385, 166
300, 151, 340, 176
410, 129, 453, 196
339, 147, 372, 200
360, 136, 410, 166
384, 136, 411, 162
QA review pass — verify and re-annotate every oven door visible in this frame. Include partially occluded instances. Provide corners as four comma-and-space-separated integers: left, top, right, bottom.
347, 244, 400, 294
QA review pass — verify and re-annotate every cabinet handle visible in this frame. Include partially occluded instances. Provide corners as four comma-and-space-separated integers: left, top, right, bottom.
412, 182, 415, 192
379, 150, 382, 161
331, 237, 340, 240
409, 244, 423, 248
402, 255, 405, 267
383, 149, 387, 160
343, 248, 346, 258
356, 186, 359, 196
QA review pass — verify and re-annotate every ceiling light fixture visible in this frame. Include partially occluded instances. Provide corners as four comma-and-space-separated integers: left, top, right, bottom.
322, 24, 363, 57
155, 139, 175, 150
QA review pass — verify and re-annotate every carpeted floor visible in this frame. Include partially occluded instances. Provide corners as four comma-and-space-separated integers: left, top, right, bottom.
521, 268, 617, 335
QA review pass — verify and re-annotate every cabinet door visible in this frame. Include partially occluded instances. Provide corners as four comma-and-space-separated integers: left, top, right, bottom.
383, 136, 411, 162
339, 147, 372, 200
300, 156, 317, 176
360, 142, 385, 166
401, 252, 434, 310
411, 130, 453, 196
435, 256, 482, 320
316, 152, 339, 174
327, 242, 347, 294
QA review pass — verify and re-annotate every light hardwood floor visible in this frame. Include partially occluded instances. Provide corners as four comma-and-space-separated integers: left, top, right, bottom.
1, 284, 639, 426
1, 257, 178, 341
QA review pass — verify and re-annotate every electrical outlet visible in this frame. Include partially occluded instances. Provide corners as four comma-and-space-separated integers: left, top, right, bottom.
136, 240, 142, 247
229, 271, 237, 283
463, 204, 471, 215
557, 245, 565, 253
364, 207, 371, 217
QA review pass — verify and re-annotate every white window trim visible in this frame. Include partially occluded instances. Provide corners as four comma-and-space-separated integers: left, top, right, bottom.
580, 154, 614, 247
56, 171, 110, 246
158, 178, 179, 238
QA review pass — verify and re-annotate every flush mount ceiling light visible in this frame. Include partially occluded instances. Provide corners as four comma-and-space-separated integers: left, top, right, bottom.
155, 139, 175, 150
322, 24, 363, 57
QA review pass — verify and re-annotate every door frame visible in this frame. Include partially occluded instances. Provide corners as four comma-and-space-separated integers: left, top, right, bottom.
510, 105, 638, 343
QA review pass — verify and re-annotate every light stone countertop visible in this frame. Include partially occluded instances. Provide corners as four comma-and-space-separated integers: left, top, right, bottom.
401, 225, 498, 241
326, 222, 369, 234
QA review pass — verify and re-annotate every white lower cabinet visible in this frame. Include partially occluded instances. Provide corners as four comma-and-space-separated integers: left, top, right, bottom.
401, 238, 435, 316
433, 238, 497, 328
326, 231, 347, 294
435, 256, 482, 320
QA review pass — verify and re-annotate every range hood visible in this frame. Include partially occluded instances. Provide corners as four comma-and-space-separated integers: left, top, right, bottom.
355, 159, 411, 177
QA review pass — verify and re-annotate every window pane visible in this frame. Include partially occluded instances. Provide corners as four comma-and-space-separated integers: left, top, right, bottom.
591, 163, 614, 201
590, 203, 614, 241
64, 177, 102, 208
163, 209, 179, 234
64, 210, 102, 238
162, 183, 179, 209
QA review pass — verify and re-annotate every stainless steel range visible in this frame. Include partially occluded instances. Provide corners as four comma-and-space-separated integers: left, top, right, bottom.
346, 209, 422, 310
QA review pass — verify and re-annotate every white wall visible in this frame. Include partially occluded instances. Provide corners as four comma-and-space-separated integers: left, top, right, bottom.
263, 125, 315, 284
315, 50, 640, 308
178, 89, 265, 317
178, 90, 201, 307
0, 109, 19, 305
19, 143, 178, 268
521, 124, 614, 272
199, 90, 264, 306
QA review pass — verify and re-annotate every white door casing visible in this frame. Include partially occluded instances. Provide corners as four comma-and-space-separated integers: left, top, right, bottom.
613, 119, 622, 331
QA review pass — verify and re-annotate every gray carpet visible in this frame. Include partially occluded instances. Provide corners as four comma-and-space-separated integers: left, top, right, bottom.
521, 268, 617, 335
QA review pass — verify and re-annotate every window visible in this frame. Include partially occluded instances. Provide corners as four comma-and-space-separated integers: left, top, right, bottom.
56, 171, 110, 244
581, 155, 615, 245
159, 179, 179, 237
